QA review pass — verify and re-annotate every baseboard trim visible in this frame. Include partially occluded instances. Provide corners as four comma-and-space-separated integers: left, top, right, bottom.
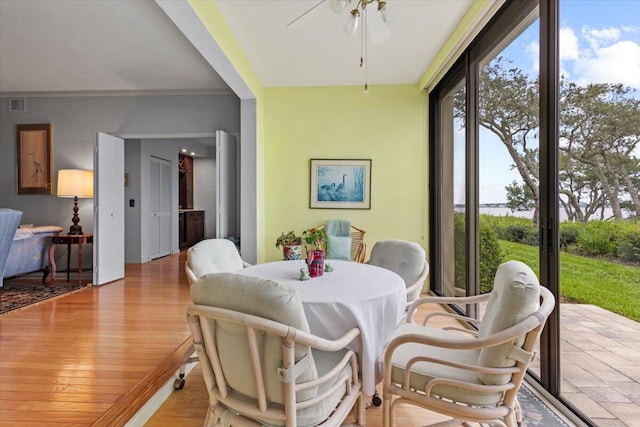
125, 356, 198, 427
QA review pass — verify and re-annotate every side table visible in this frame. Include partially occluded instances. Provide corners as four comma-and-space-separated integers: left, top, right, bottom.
48, 234, 93, 286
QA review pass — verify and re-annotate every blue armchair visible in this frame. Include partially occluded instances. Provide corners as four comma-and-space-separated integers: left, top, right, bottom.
0, 208, 23, 288
0, 209, 63, 288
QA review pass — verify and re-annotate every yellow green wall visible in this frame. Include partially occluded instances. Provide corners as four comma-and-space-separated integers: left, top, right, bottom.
263, 85, 428, 261
188, 0, 493, 263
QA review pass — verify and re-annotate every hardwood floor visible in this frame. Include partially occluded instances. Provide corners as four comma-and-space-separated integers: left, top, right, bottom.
0, 252, 194, 426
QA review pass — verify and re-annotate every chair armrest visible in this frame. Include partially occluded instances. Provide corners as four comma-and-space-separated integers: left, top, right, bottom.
354, 242, 366, 263
420, 311, 481, 328
302, 327, 362, 353
405, 262, 430, 305
185, 261, 198, 285
387, 314, 543, 354
188, 304, 362, 353
406, 293, 490, 321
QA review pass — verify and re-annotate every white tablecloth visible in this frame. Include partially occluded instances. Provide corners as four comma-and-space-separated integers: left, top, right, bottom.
238, 259, 405, 395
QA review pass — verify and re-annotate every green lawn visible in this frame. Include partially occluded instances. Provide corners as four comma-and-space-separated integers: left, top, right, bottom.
500, 240, 640, 321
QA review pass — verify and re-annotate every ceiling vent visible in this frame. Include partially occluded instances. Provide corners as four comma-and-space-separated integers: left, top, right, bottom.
9, 97, 26, 112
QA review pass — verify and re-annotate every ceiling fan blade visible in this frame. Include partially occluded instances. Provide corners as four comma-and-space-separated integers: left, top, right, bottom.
287, 0, 328, 28
367, 8, 390, 45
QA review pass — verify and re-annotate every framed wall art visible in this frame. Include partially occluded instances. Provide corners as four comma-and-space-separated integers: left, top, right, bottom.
310, 159, 371, 209
17, 123, 53, 194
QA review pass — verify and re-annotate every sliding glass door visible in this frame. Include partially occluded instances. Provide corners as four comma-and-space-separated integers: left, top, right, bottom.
430, 1, 639, 425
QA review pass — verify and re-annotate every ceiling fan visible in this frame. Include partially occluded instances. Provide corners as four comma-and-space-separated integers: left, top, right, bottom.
287, 0, 392, 46
287, 0, 392, 93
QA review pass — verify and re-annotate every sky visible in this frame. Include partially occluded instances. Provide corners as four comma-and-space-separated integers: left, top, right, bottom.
455, 0, 640, 204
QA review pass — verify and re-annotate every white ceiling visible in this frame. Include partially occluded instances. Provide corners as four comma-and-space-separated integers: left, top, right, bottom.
0, 0, 475, 95
215, 0, 473, 88
0, 0, 228, 94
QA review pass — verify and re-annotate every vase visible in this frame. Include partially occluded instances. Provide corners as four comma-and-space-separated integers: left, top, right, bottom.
307, 249, 325, 277
283, 244, 303, 260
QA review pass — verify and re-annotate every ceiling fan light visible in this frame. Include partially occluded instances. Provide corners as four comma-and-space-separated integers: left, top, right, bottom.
378, 2, 392, 25
343, 9, 360, 35
329, 0, 348, 13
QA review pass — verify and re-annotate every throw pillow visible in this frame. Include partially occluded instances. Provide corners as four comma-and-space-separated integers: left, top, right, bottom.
327, 235, 352, 260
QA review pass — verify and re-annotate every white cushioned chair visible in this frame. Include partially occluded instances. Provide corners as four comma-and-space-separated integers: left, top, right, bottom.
381, 260, 555, 427
188, 273, 365, 426
177, 238, 252, 389
368, 240, 429, 308
185, 238, 251, 285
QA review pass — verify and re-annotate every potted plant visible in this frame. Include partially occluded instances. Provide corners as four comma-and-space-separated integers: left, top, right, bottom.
275, 230, 304, 260
302, 227, 328, 277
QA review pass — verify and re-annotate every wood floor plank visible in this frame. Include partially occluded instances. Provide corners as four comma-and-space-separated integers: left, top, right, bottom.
0, 252, 193, 426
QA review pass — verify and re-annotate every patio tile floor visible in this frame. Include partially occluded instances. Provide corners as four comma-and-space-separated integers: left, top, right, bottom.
560, 303, 640, 427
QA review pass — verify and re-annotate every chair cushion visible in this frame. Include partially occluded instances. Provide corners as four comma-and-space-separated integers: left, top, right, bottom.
383, 323, 504, 406
248, 348, 353, 427
477, 260, 540, 385
325, 220, 351, 237
327, 235, 352, 260
369, 240, 426, 301
191, 273, 318, 404
187, 238, 244, 277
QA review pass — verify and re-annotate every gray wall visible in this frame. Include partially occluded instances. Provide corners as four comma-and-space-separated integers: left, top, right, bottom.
194, 157, 217, 239
240, 99, 257, 262
0, 93, 239, 268
124, 139, 142, 263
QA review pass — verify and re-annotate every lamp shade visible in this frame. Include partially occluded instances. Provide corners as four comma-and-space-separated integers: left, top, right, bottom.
57, 169, 94, 198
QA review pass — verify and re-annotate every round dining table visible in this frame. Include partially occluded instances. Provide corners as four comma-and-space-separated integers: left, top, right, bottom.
238, 259, 406, 397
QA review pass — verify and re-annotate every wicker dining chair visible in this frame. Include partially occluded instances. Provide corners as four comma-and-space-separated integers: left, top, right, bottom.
188, 273, 365, 427
318, 223, 367, 263
381, 260, 555, 427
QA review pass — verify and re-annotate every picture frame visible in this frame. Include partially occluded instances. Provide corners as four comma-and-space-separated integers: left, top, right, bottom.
310, 159, 371, 209
17, 123, 53, 195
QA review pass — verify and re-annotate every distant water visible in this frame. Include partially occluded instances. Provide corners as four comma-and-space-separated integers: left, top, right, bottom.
457, 206, 621, 222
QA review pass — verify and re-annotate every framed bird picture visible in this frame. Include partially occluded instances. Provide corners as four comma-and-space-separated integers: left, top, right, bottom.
309, 159, 371, 209
17, 123, 53, 195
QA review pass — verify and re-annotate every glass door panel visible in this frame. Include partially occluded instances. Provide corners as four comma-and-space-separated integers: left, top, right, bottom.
477, 16, 541, 375
439, 79, 466, 298
559, 1, 640, 422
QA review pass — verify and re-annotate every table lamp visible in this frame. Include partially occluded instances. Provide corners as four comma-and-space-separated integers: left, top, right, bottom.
57, 169, 94, 235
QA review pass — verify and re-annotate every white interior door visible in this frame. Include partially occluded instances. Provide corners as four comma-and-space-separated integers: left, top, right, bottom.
94, 132, 125, 285
149, 156, 171, 259
216, 130, 237, 239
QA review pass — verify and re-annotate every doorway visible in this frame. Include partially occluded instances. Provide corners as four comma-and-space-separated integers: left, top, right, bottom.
149, 156, 172, 259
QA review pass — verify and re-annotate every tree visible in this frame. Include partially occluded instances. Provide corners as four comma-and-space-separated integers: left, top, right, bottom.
560, 82, 640, 219
456, 57, 541, 222
456, 56, 640, 223
505, 180, 536, 212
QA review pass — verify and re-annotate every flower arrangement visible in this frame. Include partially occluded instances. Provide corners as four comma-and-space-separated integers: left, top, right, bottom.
302, 227, 328, 252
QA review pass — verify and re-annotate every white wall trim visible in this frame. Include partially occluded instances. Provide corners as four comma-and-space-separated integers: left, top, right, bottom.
155, 0, 255, 100
124, 361, 198, 427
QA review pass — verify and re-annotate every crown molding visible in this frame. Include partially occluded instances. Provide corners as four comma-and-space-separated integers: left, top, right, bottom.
0, 88, 235, 99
